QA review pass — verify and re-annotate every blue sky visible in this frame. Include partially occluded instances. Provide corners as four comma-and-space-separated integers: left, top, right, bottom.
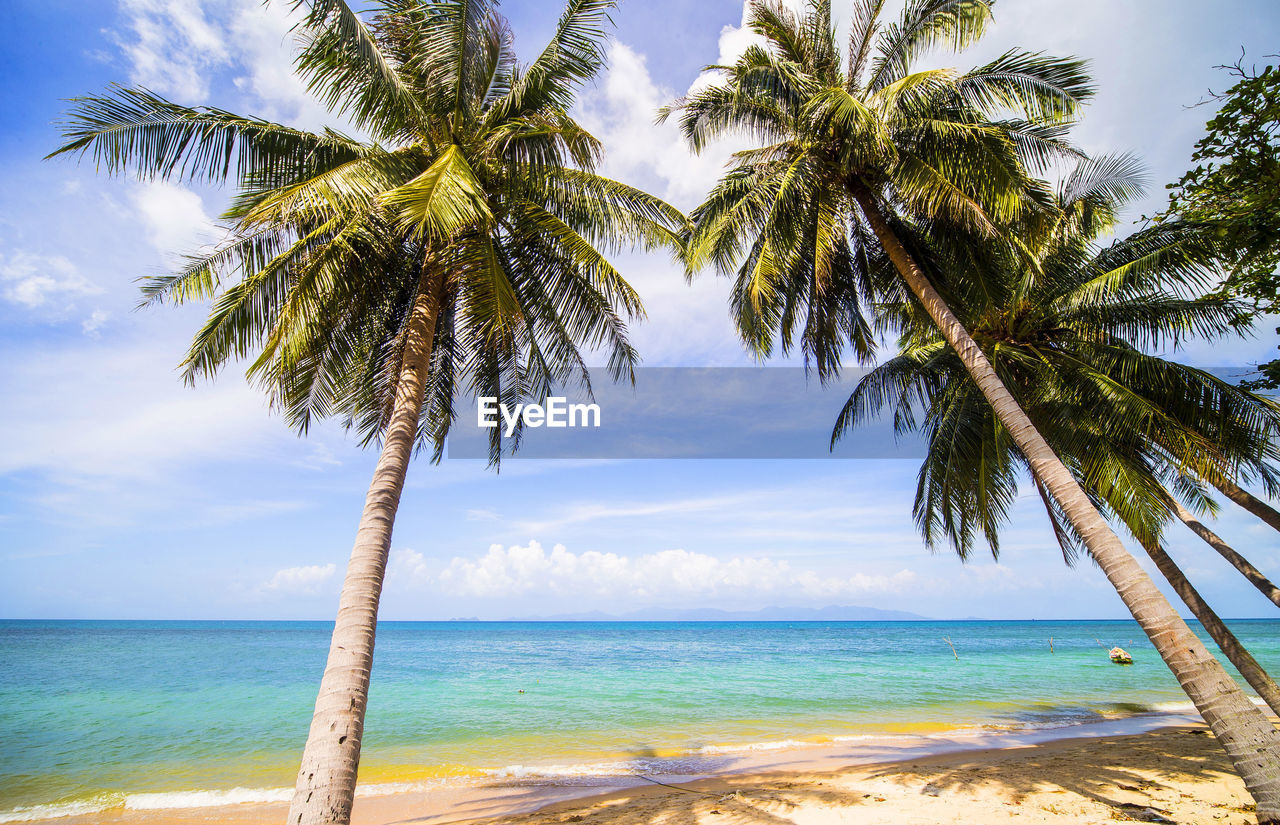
1, 0, 1278, 620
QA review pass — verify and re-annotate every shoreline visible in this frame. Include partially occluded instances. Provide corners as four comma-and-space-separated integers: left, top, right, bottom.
11, 618, 1277, 825
7, 707, 1248, 825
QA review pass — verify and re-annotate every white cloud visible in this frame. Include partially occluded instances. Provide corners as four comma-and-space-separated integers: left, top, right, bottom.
688, 0, 807, 95
390, 547, 432, 583
115, 0, 342, 130
118, 0, 230, 101
294, 442, 344, 470
571, 13, 816, 367
265, 563, 336, 594
578, 42, 745, 210
0, 250, 102, 309
206, 498, 307, 522
130, 181, 219, 261
81, 309, 109, 336
513, 492, 757, 534
227, 1, 337, 129
429, 540, 916, 601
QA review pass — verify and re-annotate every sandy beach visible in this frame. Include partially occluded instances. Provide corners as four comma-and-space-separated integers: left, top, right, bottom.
53, 720, 1263, 825
486, 726, 1255, 825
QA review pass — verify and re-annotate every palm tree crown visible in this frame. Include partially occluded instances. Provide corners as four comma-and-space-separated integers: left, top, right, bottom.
839, 155, 1280, 560
52, 0, 683, 461
664, 0, 1090, 374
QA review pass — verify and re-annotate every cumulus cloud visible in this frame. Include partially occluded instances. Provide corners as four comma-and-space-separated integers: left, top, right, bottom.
115, 0, 342, 128
266, 563, 336, 594
412, 540, 915, 601
574, 0, 812, 210
226, 1, 338, 128
390, 547, 432, 582
577, 42, 740, 210
688, 0, 807, 94
0, 250, 101, 309
118, 0, 230, 100
130, 180, 220, 261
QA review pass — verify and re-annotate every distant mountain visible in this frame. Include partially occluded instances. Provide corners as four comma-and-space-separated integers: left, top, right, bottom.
504, 604, 928, 621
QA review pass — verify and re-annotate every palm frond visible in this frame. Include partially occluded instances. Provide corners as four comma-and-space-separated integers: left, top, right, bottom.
290, 0, 428, 139
381, 144, 493, 239
867, 0, 992, 93
491, 0, 615, 120
955, 50, 1094, 123
48, 85, 361, 183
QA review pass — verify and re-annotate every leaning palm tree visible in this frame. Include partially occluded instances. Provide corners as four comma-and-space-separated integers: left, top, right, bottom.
1173, 501, 1280, 607
836, 155, 1280, 716
865, 154, 1280, 608
844, 153, 1280, 607
1210, 473, 1280, 534
666, 0, 1280, 814
50, 2, 683, 823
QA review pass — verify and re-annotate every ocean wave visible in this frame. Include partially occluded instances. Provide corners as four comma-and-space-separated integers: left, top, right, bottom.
829, 733, 907, 742
485, 756, 728, 782
1150, 696, 1263, 714
0, 780, 466, 822
0, 794, 125, 823
488, 735, 919, 778
127, 780, 460, 810
125, 787, 293, 810
356, 780, 451, 796
1150, 701, 1198, 713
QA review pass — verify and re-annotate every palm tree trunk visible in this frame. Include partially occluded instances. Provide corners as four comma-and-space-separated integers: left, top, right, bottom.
849, 184, 1280, 822
1141, 540, 1280, 716
1172, 500, 1280, 609
1213, 476, 1280, 533
287, 267, 445, 825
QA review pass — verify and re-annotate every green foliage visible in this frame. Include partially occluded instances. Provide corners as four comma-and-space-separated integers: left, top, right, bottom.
664, 0, 1091, 378
840, 160, 1280, 561
49, 0, 684, 464
1156, 59, 1280, 388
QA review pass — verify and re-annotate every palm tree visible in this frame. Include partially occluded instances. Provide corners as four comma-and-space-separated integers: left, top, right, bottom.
835, 155, 1280, 716
1210, 475, 1280, 534
841, 153, 1280, 607
1173, 500, 1280, 607
666, 1, 1280, 815
49, 2, 683, 823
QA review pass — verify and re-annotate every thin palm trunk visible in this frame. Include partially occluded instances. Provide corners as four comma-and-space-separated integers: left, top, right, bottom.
1213, 476, 1280, 534
287, 267, 445, 825
1141, 539, 1280, 716
1172, 500, 1280, 609
850, 183, 1280, 821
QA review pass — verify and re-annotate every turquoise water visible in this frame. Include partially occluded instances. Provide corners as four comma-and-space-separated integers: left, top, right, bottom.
1, 619, 1277, 820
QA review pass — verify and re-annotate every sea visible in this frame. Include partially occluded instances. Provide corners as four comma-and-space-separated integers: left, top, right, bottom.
1, 619, 1277, 822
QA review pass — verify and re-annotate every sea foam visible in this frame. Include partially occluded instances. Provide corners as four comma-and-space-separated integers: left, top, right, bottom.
0, 794, 124, 824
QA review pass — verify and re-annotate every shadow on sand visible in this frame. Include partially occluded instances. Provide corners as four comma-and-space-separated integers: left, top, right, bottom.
388, 727, 1254, 825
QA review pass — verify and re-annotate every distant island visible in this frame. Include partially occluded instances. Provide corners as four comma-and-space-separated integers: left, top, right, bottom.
504, 605, 930, 622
